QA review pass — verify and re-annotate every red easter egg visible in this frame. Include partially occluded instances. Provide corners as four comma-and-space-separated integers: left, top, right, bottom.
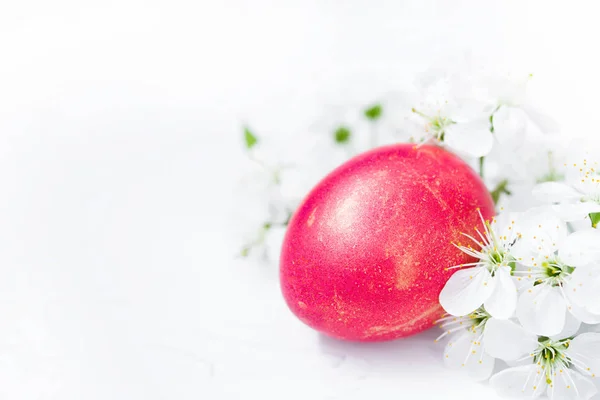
280, 144, 495, 341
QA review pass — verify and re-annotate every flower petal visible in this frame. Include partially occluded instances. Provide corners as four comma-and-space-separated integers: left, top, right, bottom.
522, 104, 560, 134
490, 365, 548, 398
569, 302, 600, 325
532, 182, 582, 204
548, 369, 597, 400
445, 120, 494, 158
510, 206, 567, 265
493, 106, 527, 145
444, 330, 495, 381
565, 267, 589, 307
569, 332, 600, 378
484, 266, 517, 319
439, 267, 496, 316
566, 265, 600, 314
584, 324, 600, 333
551, 202, 600, 222
489, 211, 522, 251
484, 318, 538, 361
551, 310, 582, 340
560, 229, 600, 266
517, 284, 566, 336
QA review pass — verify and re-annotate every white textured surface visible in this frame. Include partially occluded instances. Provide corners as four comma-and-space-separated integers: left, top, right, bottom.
1, 1, 600, 399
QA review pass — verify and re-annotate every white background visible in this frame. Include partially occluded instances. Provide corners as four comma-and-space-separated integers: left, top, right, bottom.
1, 1, 600, 399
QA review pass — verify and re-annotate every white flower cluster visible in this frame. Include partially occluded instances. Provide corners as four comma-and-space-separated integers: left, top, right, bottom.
438, 204, 600, 399
407, 73, 549, 154
240, 63, 600, 398
417, 67, 600, 400
421, 68, 600, 399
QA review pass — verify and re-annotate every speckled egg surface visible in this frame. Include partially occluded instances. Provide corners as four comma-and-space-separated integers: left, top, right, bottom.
280, 144, 495, 341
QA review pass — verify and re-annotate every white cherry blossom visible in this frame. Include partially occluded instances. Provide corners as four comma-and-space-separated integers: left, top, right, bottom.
509, 209, 574, 335
510, 209, 600, 335
439, 212, 521, 319
490, 333, 600, 400
236, 139, 297, 260
436, 307, 495, 381
410, 106, 493, 158
408, 72, 494, 158
561, 229, 600, 317
533, 153, 600, 223
478, 72, 558, 137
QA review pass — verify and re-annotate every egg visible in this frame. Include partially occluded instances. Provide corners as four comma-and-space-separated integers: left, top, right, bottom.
280, 144, 495, 341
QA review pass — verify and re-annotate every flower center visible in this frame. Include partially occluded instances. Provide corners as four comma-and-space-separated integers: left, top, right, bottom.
435, 306, 491, 342
539, 259, 574, 286
468, 307, 491, 331
411, 108, 454, 141
533, 337, 572, 385
485, 249, 505, 274
489, 250, 503, 265
484, 248, 516, 276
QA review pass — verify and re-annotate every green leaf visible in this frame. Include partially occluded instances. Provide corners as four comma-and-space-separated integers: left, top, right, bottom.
364, 104, 383, 121
589, 212, 600, 228
244, 127, 258, 149
490, 179, 511, 205
478, 157, 485, 179
334, 126, 351, 144
240, 247, 250, 257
